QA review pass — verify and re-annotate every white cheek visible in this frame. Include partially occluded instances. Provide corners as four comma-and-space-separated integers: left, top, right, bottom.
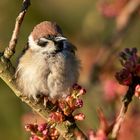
28, 35, 40, 51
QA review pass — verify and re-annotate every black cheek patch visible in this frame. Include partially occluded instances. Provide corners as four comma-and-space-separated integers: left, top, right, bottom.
37, 40, 48, 47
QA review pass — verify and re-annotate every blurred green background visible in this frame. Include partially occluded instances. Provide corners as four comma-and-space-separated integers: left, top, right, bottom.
0, 0, 140, 139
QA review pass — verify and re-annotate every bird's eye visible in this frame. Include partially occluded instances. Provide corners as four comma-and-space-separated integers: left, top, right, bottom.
37, 39, 48, 47
47, 35, 55, 41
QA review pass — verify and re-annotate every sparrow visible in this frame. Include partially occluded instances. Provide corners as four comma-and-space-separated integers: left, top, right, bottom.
15, 21, 80, 101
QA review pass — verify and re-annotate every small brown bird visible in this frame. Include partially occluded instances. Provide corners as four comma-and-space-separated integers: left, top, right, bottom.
15, 21, 80, 101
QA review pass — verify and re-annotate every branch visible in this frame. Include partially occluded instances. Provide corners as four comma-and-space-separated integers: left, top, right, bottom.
3, 0, 31, 59
116, 0, 140, 32
110, 78, 140, 140
110, 100, 129, 140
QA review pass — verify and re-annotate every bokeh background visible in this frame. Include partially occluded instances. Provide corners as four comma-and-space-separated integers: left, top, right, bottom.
0, 0, 140, 139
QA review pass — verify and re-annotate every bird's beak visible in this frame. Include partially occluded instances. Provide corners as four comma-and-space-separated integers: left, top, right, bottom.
55, 36, 67, 42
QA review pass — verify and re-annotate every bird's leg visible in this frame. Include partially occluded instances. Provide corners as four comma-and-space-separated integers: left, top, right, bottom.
43, 96, 48, 107
32, 94, 44, 105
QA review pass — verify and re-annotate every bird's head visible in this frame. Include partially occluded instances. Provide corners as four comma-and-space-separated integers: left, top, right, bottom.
28, 21, 70, 55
